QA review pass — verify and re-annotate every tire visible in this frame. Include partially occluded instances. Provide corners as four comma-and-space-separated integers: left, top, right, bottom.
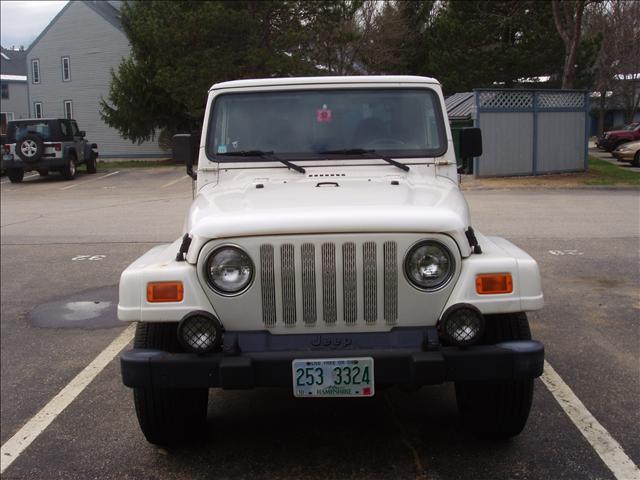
7, 168, 24, 183
60, 154, 77, 180
37, 169, 48, 176
16, 134, 44, 163
455, 313, 534, 440
632, 151, 640, 168
86, 151, 97, 174
132, 322, 209, 446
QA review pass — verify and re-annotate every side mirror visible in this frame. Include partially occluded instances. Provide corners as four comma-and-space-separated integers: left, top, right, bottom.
173, 133, 197, 179
459, 127, 482, 159
78, 130, 86, 137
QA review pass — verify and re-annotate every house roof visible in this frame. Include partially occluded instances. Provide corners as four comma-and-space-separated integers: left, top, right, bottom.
85, 0, 123, 32
26, 1, 122, 53
0, 47, 28, 78
445, 92, 474, 120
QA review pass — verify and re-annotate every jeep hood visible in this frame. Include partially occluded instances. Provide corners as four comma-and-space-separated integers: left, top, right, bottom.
185, 175, 473, 257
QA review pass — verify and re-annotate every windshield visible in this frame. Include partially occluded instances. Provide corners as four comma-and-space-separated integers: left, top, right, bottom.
207, 88, 446, 161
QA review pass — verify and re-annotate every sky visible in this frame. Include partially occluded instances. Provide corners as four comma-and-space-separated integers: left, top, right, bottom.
1, 0, 68, 49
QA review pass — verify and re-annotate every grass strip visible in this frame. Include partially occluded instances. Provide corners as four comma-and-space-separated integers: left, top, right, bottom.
97, 159, 176, 169
585, 156, 640, 186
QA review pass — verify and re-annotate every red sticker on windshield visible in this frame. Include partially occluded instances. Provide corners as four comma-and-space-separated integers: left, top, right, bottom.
316, 105, 332, 122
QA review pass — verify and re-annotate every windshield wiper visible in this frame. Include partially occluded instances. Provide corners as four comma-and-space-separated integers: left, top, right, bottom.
217, 150, 305, 174
319, 149, 410, 171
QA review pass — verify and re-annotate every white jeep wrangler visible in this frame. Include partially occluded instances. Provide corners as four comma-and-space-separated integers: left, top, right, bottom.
118, 76, 544, 446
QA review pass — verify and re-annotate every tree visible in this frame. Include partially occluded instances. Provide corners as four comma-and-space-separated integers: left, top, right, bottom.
100, 1, 316, 144
552, 0, 587, 89
416, 1, 564, 94
584, 0, 640, 132
303, 1, 366, 75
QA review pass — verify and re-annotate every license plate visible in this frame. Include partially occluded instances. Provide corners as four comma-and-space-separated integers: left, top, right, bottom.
292, 357, 374, 398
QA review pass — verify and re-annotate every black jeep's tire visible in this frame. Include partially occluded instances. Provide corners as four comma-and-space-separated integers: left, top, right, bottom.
7, 168, 24, 183
132, 322, 209, 446
16, 134, 44, 163
632, 151, 640, 168
455, 313, 534, 440
37, 169, 48, 176
60, 155, 77, 180
86, 151, 97, 174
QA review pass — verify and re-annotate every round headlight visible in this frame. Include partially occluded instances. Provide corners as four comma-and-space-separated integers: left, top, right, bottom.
206, 246, 253, 294
404, 241, 454, 291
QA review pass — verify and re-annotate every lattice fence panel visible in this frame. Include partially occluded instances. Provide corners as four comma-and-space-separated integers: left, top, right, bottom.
537, 92, 585, 109
478, 91, 533, 109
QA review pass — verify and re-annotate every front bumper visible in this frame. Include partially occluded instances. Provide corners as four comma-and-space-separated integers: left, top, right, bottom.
121, 328, 544, 389
612, 151, 634, 162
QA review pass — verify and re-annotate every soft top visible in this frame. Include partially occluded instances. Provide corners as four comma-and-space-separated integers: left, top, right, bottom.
210, 75, 439, 91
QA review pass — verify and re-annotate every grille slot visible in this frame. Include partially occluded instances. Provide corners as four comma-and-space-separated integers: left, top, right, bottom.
260, 239, 399, 327
301, 243, 317, 325
383, 241, 398, 324
259, 245, 276, 327
321, 243, 337, 325
363, 241, 377, 323
342, 242, 357, 324
281, 244, 296, 325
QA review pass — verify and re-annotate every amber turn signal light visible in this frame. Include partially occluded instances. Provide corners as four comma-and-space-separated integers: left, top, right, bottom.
476, 274, 513, 294
147, 281, 184, 302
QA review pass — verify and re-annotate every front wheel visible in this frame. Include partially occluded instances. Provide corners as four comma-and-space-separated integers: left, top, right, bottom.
7, 168, 24, 183
86, 151, 97, 174
632, 151, 640, 168
132, 322, 209, 445
455, 313, 535, 439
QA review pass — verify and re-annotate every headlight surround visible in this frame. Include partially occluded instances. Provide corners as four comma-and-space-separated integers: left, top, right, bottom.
205, 246, 254, 295
404, 240, 455, 291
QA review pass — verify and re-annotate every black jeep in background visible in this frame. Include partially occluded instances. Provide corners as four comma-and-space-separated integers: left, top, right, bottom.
1, 118, 98, 183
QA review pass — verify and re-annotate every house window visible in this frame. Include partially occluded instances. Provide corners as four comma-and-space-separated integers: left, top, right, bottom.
32, 59, 40, 84
64, 100, 73, 119
34, 102, 43, 119
1, 83, 7, 99
62, 56, 71, 81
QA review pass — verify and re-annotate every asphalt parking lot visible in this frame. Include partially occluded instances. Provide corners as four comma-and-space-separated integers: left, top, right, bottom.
1, 167, 638, 480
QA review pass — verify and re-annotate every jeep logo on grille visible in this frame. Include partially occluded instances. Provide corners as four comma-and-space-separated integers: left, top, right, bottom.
310, 335, 353, 348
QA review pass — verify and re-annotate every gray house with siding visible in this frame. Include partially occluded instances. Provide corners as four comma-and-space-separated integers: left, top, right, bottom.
1, 47, 30, 134
25, 0, 162, 157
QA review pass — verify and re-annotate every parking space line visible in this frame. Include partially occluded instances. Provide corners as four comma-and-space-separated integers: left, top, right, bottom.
161, 174, 189, 188
60, 171, 120, 190
542, 361, 639, 480
0, 323, 136, 474
0, 173, 38, 185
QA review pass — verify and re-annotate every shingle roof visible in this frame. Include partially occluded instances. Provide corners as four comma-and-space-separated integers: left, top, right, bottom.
0, 47, 27, 77
84, 1, 122, 32
445, 92, 475, 120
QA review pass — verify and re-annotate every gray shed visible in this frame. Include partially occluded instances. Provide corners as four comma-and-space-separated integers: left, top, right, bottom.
446, 89, 590, 177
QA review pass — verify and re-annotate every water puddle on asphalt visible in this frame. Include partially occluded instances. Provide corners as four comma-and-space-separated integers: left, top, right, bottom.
28, 286, 121, 329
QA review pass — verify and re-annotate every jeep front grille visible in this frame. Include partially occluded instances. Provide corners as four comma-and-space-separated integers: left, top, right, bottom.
260, 240, 398, 327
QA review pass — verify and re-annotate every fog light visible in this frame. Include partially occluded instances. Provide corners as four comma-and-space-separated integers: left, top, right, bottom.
177, 311, 223, 354
439, 305, 485, 347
